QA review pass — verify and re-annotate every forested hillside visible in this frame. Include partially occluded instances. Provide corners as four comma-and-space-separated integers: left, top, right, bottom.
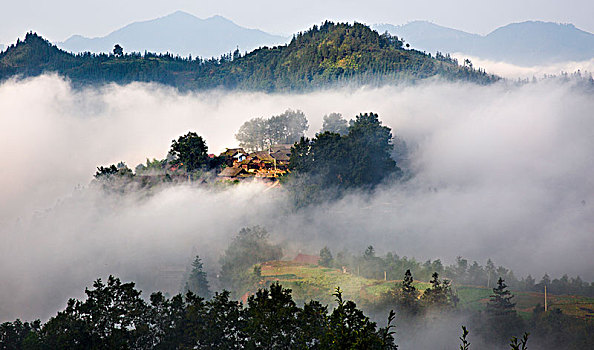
0, 22, 498, 91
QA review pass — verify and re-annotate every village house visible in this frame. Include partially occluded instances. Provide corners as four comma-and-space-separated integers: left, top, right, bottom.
217, 144, 293, 180
220, 148, 249, 167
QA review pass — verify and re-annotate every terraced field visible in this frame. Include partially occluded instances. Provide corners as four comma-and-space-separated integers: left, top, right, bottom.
259, 260, 594, 319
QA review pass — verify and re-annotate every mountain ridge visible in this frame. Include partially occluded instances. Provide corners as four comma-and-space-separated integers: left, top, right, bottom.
374, 20, 594, 66
0, 22, 497, 91
58, 11, 289, 59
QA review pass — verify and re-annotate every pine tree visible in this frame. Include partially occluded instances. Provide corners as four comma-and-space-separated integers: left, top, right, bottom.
400, 269, 420, 315
487, 277, 516, 317
485, 277, 524, 342
185, 255, 211, 299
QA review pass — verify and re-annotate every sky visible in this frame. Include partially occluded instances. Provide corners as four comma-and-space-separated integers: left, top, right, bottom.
1, 0, 593, 44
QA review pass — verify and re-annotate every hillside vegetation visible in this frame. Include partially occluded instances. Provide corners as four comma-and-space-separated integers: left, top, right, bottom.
258, 260, 594, 320
0, 22, 498, 90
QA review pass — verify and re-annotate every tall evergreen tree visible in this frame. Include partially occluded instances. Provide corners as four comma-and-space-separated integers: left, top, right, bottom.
487, 277, 516, 316
185, 255, 211, 299
485, 277, 524, 343
400, 269, 420, 315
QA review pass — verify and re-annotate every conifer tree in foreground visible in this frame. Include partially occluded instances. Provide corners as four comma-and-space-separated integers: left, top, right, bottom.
487, 277, 516, 316
400, 269, 420, 315
485, 277, 525, 343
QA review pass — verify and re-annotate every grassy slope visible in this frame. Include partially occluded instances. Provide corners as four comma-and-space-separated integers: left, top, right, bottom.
259, 260, 594, 319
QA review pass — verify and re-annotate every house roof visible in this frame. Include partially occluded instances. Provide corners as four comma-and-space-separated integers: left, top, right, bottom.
218, 167, 245, 177
271, 150, 291, 162
220, 148, 246, 157
270, 144, 293, 153
251, 151, 275, 162
293, 254, 320, 265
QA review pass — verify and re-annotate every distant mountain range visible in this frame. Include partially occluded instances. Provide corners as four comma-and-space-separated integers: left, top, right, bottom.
374, 21, 594, 66
58, 11, 289, 58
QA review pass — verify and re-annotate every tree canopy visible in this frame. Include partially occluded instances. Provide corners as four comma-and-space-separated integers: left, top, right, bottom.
320, 112, 348, 135
0, 276, 397, 349
236, 109, 309, 151
219, 226, 283, 294
289, 112, 398, 199
168, 131, 210, 171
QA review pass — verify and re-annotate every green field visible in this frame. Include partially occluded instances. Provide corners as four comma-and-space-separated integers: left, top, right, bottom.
259, 261, 594, 319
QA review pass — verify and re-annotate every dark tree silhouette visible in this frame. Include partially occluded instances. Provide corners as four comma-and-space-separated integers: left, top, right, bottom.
185, 255, 212, 299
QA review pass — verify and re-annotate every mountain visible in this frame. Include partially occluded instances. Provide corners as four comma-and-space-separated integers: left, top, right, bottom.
58, 11, 288, 58
375, 21, 594, 66
0, 23, 497, 91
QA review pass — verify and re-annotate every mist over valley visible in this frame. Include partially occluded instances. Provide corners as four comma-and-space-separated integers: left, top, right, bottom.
1, 75, 592, 324
1, 7, 594, 348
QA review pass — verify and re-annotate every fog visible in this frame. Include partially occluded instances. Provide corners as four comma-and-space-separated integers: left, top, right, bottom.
1, 75, 593, 321
452, 53, 594, 79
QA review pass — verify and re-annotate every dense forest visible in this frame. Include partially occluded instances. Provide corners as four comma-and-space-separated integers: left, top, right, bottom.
0, 22, 498, 91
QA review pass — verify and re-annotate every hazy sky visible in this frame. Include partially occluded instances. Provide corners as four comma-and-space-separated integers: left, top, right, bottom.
1, 0, 593, 44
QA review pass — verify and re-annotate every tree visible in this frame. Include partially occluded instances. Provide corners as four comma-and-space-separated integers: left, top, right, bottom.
345, 113, 397, 187
244, 282, 299, 349
485, 277, 524, 343
236, 110, 309, 151
269, 109, 309, 145
42, 276, 149, 349
235, 117, 268, 152
169, 131, 210, 172
321, 112, 348, 135
289, 112, 398, 194
324, 287, 396, 349
364, 245, 376, 259
459, 326, 470, 350
487, 277, 516, 317
113, 44, 123, 56
95, 164, 119, 178
319, 246, 333, 267
185, 256, 212, 299
219, 226, 282, 294
400, 269, 420, 315
421, 272, 457, 309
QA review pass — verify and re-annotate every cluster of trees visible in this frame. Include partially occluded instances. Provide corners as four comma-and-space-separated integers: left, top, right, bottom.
372, 270, 458, 319
319, 246, 594, 298
0, 277, 397, 349
235, 109, 309, 151
218, 226, 283, 296
518, 273, 594, 297
288, 113, 399, 205
0, 23, 498, 91
374, 270, 567, 348
94, 131, 224, 190
92, 111, 410, 208
320, 112, 349, 135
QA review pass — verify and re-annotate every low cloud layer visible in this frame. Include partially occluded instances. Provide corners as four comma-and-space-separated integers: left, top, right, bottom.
0, 75, 593, 321
452, 53, 594, 79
